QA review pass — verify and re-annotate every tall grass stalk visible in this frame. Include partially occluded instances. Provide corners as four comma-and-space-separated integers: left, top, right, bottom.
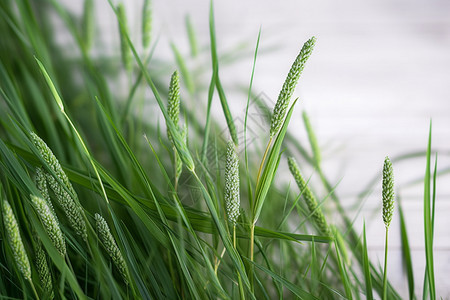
382, 156, 394, 300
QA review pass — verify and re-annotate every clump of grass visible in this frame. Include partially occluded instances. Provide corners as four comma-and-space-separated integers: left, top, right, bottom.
0, 1, 443, 298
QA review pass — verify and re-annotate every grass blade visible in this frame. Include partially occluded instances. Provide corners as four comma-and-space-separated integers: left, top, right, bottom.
398, 197, 415, 300
423, 121, 435, 300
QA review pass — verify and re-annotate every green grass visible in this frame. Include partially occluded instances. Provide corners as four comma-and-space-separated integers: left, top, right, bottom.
0, 0, 444, 299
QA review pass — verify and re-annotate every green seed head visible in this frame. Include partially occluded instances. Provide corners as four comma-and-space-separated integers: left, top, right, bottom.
46, 175, 87, 241
167, 70, 181, 145
95, 213, 129, 284
142, 0, 152, 49
225, 141, 240, 226
117, 3, 132, 71
82, 0, 95, 51
270, 36, 316, 138
35, 167, 56, 218
382, 156, 394, 228
35, 241, 54, 299
2, 200, 31, 280
31, 195, 66, 257
30, 132, 87, 240
288, 157, 330, 235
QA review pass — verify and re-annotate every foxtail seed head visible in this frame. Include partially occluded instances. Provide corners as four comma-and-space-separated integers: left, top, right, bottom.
31, 195, 66, 257
288, 157, 330, 236
167, 70, 181, 144
30, 132, 87, 240
269, 36, 316, 138
35, 241, 54, 299
95, 213, 129, 284
35, 167, 56, 218
382, 156, 394, 228
117, 3, 132, 71
82, 0, 94, 51
225, 141, 240, 226
46, 175, 87, 241
2, 200, 31, 280
142, 0, 152, 49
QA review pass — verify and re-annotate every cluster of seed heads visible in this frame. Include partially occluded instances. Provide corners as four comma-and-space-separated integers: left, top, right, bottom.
225, 141, 240, 226
382, 156, 394, 228
2, 200, 31, 280
95, 213, 129, 284
31, 195, 66, 257
288, 157, 330, 236
270, 36, 316, 138
30, 132, 87, 241
35, 241, 54, 299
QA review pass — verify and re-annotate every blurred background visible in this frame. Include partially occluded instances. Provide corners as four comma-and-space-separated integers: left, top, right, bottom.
62, 0, 450, 297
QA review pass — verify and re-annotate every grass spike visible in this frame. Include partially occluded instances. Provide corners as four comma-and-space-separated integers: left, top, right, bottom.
225, 140, 240, 226
382, 156, 394, 228
382, 156, 394, 300
82, 0, 95, 51
270, 36, 316, 138
142, 0, 152, 49
35, 166, 56, 217
30, 195, 66, 257
288, 157, 330, 236
2, 200, 31, 280
95, 213, 129, 285
167, 70, 181, 144
35, 241, 54, 299
117, 3, 132, 71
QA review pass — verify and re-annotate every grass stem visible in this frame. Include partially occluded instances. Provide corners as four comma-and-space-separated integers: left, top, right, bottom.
249, 222, 255, 293
28, 279, 40, 300
255, 138, 272, 186
383, 227, 389, 300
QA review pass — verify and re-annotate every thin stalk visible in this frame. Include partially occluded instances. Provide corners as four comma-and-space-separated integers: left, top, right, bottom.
233, 226, 236, 248
383, 228, 389, 300
234, 225, 245, 300
28, 279, 40, 300
214, 247, 227, 275
173, 149, 179, 192
249, 222, 255, 293
255, 138, 273, 186
250, 136, 272, 291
